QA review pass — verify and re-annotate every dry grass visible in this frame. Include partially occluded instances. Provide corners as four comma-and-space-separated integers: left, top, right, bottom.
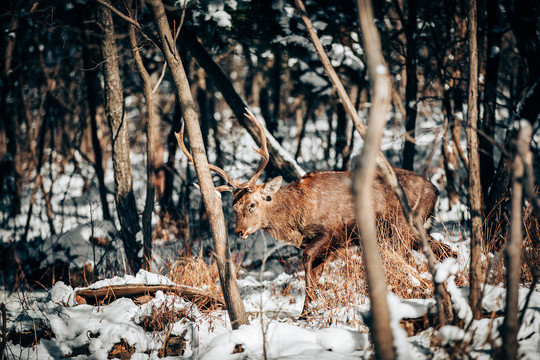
522, 206, 540, 283
483, 204, 540, 286
168, 256, 221, 295
300, 222, 469, 326
163, 211, 538, 329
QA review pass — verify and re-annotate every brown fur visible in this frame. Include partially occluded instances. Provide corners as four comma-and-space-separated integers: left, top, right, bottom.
233, 168, 450, 316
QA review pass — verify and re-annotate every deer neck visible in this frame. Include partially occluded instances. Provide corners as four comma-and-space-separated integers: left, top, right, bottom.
263, 186, 305, 248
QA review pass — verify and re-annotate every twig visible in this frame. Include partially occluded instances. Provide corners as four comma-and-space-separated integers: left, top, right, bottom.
96, 0, 141, 30
95, 0, 158, 49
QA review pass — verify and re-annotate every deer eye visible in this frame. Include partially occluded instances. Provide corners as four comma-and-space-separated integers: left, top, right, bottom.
248, 202, 256, 212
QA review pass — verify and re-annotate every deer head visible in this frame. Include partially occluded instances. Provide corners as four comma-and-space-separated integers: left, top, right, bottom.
176, 109, 279, 238
231, 176, 282, 239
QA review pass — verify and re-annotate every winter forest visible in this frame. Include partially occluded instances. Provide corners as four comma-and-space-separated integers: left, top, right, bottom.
0, 0, 539, 358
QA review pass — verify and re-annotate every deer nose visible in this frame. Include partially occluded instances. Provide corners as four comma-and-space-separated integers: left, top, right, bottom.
235, 229, 248, 240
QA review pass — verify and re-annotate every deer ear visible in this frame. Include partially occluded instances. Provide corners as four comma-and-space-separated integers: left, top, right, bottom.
262, 176, 282, 197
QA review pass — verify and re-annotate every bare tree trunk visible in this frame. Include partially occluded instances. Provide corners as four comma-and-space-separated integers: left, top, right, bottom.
269, 46, 281, 135
81, 21, 112, 221
402, 0, 418, 171
146, 0, 248, 329
97, 0, 142, 273
128, 0, 155, 271
466, 0, 484, 320
353, 0, 395, 357
160, 105, 181, 213
295, 98, 315, 160
334, 103, 347, 170
487, 79, 540, 227
479, 0, 502, 205
499, 123, 531, 359
0, 0, 23, 218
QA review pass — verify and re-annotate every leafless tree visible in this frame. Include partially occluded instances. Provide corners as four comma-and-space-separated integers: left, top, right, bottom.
499, 122, 531, 359
146, 0, 249, 328
97, 0, 142, 273
127, 0, 156, 271
466, 0, 483, 320
353, 0, 396, 356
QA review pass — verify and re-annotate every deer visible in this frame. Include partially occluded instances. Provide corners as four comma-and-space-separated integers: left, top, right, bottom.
176, 109, 453, 316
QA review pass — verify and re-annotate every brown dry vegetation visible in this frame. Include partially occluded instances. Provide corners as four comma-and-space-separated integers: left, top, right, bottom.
169, 256, 221, 295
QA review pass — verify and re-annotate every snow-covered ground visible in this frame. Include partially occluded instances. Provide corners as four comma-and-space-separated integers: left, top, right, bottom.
1, 109, 539, 359
2, 269, 539, 359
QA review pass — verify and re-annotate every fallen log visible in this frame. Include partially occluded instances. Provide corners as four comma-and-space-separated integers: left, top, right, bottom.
74, 284, 225, 311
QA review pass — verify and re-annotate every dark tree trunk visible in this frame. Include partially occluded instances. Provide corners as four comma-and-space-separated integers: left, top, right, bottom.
487, 79, 540, 229
269, 46, 281, 135
160, 102, 181, 213
0, 0, 23, 218
295, 97, 315, 160
97, 0, 142, 273
81, 20, 112, 221
402, 0, 418, 171
479, 0, 502, 206
334, 102, 347, 170
128, 0, 156, 271
505, 0, 540, 83
260, 86, 272, 134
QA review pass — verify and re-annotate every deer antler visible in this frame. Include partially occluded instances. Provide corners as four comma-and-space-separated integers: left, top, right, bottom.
174, 108, 269, 192
234, 108, 269, 190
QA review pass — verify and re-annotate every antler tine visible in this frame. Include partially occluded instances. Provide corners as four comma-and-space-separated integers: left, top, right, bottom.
175, 122, 195, 166
175, 122, 238, 192
236, 108, 269, 190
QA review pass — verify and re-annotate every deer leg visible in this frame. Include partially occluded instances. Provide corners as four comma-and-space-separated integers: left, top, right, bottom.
300, 236, 329, 317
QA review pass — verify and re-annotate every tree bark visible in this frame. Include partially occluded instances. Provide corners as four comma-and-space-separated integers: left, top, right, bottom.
402, 0, 418, 171
466, 0, 484, 320
128, 0, 155, 271
178, 26, 304, 181
146, 0, 248, 329
353, 0, 396, 357
97, 0, 142, 273
499, 123, 531, 359
81, 19, 112, 221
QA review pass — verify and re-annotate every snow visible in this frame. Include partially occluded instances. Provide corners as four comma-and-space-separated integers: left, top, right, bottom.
83, 269, 177, 290
4, 267, 538, 359
199, 322, 363, 359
